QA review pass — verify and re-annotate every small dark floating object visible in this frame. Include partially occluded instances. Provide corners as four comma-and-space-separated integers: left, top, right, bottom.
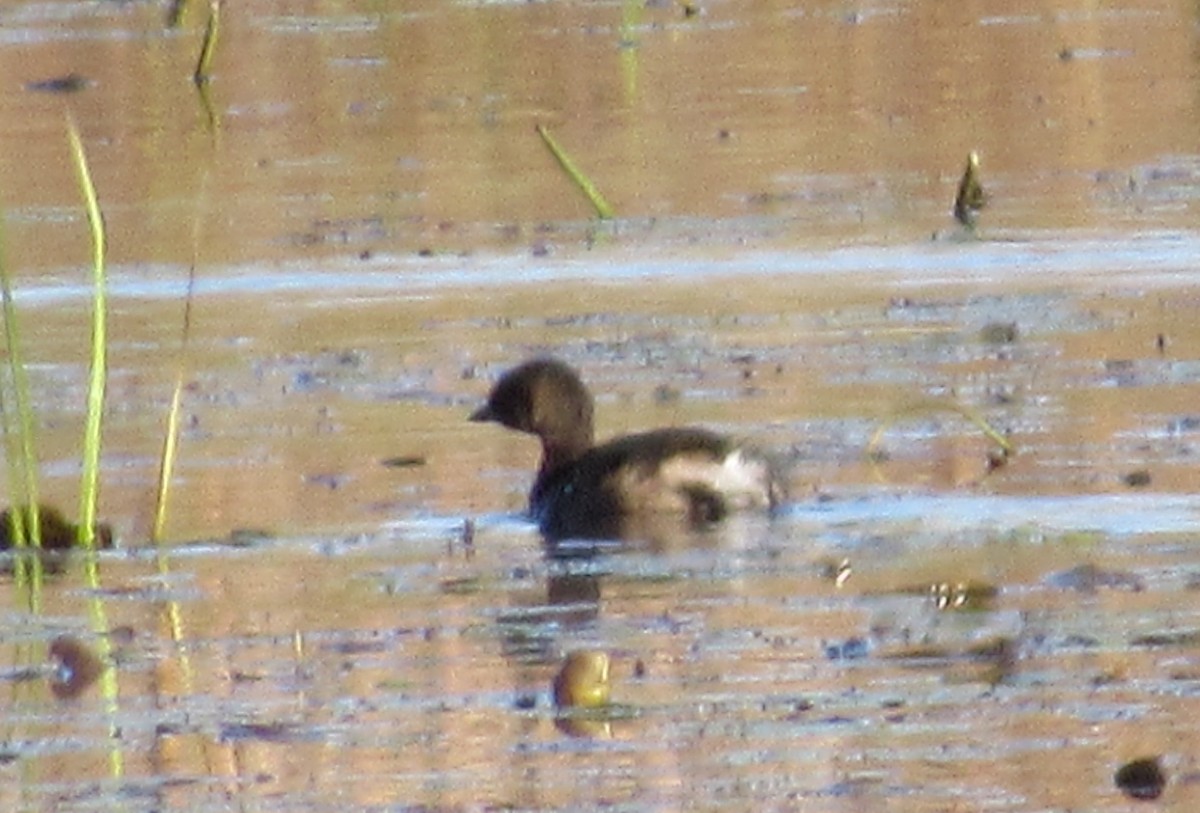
953, 151, 986, 228
1167, 415, 1200, 434
219, 721, 317, 744
380, 455, 427, 469
1115, 756, 1166, 800
824, 637, 870, 661
1046, 563, 1145, 593
25, 73, 91, 94
979, 321, 1018, 345
1131, 629, 1200, 648
1123, 469, 1152, 488
227, 528, 274, 547
986, 446, 1011, 473
48, 635, 106, 700
322, 639, 387, 655
439, 576, 481, 595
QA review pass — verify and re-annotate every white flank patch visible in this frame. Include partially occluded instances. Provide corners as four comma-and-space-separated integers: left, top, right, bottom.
656, 450, 773, 509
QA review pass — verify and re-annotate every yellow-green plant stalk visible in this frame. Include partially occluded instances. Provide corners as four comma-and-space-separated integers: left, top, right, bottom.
536, 124, 615, 220
80, 548, 123, 779
66, 115, 107, 548
193, 0, 222, 86
152, 376, 184, 542
166, 0, 190, 28
0, 220, 48, 604
151, 376, 194, 693
152, 155, 206, 543
151, 374, 195, 694
148, 156, 210, 700
0, 226, 42, 550
619, 0, 641, 103
63, 117, 125, 782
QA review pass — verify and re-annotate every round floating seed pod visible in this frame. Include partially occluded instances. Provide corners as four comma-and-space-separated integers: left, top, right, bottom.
553, 650, 610, 709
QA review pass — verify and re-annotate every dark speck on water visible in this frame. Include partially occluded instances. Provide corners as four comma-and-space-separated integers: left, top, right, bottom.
1123, 469, 1152, 487
381, 455, 427, 468
48, 635, 106, 700
1045, 563, 1145, 593
25, 73, 91, 93
1115, 757, 1167, 801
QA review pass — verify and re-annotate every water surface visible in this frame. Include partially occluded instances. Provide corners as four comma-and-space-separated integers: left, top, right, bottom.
1, 0, 1199, 810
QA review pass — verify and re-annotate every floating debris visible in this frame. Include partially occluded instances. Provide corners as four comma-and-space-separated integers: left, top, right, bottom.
1046, 563, 1145, 593
1123, 469, 1152, 488
25, 73, 91, 94
381, 455, 427, 469
953, 151, 986, 228
219, 721, 320, 744
1130, 629, 1200, 648
816, 557, 853, 588
553, 650, 615, 738
553, 650, 611, 709
979, 321, 1018, 345
1114, 756, 1166, 801
824, 637, 870, 661
48, 635, 106, 700
227, 528, 274, 547
885, 580, 999, 611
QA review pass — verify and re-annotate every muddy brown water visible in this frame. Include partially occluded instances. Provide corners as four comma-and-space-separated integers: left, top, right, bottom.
1, 1, 1200, 811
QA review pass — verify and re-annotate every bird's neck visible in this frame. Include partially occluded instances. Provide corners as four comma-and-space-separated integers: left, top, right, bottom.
530, 435, 591, 514
538, 435, 590, 478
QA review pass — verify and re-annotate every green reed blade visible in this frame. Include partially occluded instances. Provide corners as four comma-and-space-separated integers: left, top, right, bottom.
536, 124, 615, 220
0, 212, 42, 552
166, 0, 191, 28
0, 213, 47, 605
66, 115, 107, 549
194, 0, 221, 86
65, 116, 125, 771
152, 376, 184, 543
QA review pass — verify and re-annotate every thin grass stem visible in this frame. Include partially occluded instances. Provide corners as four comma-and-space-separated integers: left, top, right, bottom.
65, 115, 107, 548
535, 124, 615, 220
193, 0, 221, 86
